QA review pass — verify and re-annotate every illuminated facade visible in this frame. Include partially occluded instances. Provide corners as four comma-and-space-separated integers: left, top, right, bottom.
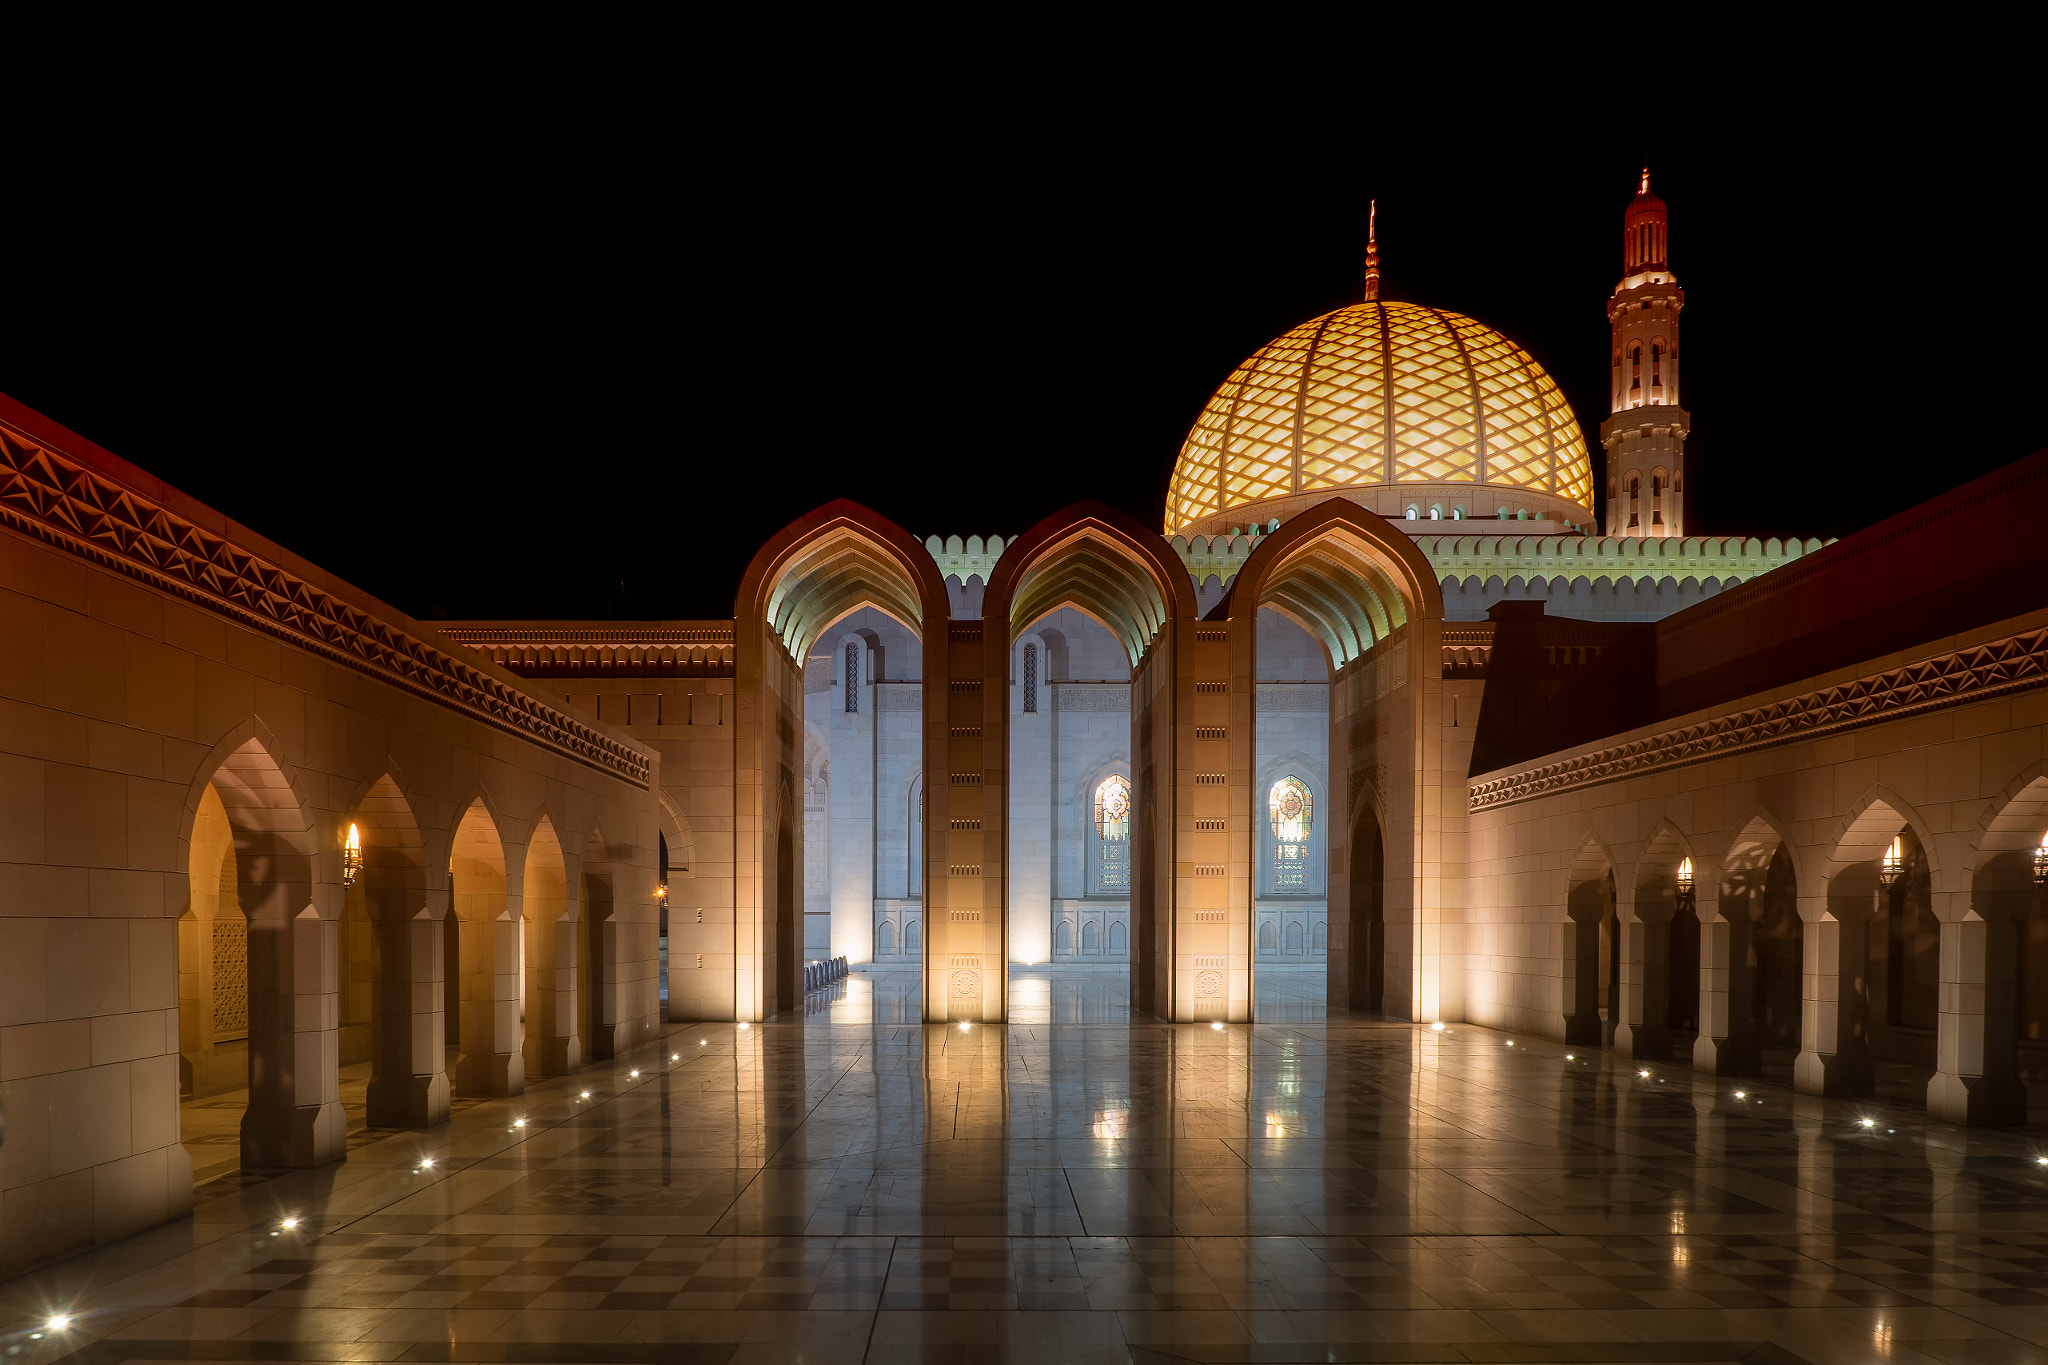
1, 172, 2045, 1283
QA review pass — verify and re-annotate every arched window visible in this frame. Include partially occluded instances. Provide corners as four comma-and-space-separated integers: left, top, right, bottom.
1649, 342, 1664, 400
1259, 920, 1278, 951
1651, 471, 1665, 527
1312, 921, 1327, 952
1108, 921, 1126, 954
844, 643, 859, 714
1269, 776, 1312, 889
1428, 506, 1442, 520
1082, 921, 1100, 954
1404, 506, 1419, 520
877, 919, 895, 955
1022, 642, 1037, 714
1056, 920, 1071, 953
1285, 921, 1304, 954
1094, 775, 1131, 892
904, 919, 920, 955
1450, 507, 1464, 520
1627, 476, 1641, 531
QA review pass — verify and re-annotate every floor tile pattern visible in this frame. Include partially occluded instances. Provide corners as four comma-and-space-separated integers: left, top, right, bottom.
6, 971, 2048, 1364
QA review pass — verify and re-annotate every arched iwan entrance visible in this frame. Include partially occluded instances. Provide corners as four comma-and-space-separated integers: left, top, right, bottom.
984, 503, 1193, 1020
711, 502, 950, 1022
1227, 501, 1444, 1023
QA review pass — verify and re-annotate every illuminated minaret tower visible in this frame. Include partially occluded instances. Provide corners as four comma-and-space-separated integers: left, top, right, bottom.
1600, 169, 1690, 537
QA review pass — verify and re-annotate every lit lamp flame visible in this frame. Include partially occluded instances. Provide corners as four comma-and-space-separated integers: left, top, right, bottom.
1878, 835, 1905, 888
342, 823, 362, 888
654, 881, 668, 905
1674, 856, 1693, 896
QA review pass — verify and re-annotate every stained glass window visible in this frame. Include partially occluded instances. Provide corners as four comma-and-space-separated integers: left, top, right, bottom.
1095, 775, 1131, 891
1270, 776, 1311, 889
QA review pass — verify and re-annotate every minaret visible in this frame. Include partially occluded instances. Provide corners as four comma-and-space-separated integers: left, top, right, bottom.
1600, 169, 1690, 537
1363, 199, 1381, 301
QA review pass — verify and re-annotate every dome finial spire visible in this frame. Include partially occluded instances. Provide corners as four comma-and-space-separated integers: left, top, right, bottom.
1639, 165, 1651, 196
1363, 199, 1381, 302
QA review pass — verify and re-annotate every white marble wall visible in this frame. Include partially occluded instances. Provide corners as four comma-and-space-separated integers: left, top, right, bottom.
801, 609, 924, 965
1256, 611, 1331, 963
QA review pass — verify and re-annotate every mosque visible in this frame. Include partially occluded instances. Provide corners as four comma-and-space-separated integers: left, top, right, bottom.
0, 169, 2044, 1313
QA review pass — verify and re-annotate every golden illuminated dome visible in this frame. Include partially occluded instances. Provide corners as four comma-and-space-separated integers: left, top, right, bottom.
1165, 301, 1594, 537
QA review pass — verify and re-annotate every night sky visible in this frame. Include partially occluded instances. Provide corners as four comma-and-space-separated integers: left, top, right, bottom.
5, 65, 2038, 624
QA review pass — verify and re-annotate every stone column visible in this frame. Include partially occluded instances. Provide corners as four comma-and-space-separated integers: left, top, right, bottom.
366, 903, 450, 1127
455, 910, 525, 1097
1794, 887, 1874, 1098
241, 847, 346, 1169
1695, 890, 1760, 1075
1613, 889, 1672, 1060
1562, 902, 1602, 1047
1927, 900, 2025, 1125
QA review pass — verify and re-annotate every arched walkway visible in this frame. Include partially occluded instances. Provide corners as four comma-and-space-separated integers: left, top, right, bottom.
1230, 501, 1444, 1023
182, 735, 340, 1171
523, 815, 577, 1077
449, 798, 521, 1097
720, 502, 950, 1022
986, 503, 1194, 1021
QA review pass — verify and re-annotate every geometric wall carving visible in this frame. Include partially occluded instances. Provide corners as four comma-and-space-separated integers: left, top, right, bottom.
0, 421, 650, 786
1471, 623, 2048, 811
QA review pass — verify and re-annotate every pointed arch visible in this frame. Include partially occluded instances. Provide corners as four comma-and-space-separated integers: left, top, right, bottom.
1230, 499, 1445, 670
448, 796, 520, 1097
1826, 786, 1940, 889
179, 727, 336, 1170
523, 813, 578, 1077
344, 770, 443, 1129
739, 500, 950, 665
1721, 808, 1795, 899
988, 502, 1197, 669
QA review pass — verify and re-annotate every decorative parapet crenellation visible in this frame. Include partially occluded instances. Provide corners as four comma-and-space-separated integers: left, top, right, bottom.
924, 534, 1009, 584
0, 421, 652, 788
923, 526, 1824, 612
439, 624, 736, 678
1469, 623, 2048, 811
1418, 532, 1828, 591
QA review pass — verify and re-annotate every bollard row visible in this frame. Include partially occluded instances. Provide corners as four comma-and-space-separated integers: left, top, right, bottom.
803, 956, 849, 992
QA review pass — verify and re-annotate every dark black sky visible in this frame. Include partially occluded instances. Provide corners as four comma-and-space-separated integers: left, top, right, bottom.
4, 42, 2037, 623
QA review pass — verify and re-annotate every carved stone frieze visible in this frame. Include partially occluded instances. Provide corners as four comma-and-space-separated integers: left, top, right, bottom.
1470, 624, 2048, 811
0, 422, 650, 787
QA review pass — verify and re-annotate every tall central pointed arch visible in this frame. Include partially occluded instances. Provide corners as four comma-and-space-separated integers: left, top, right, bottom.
985, 503, 1198, 1019
1224, 500, 1445, 1023
697, 501, 951, 1023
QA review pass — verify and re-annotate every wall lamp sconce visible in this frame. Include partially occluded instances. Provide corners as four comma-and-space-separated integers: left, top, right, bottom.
1878, 835, 1905, 889
342, 823, 362, 888
654, 881, 669, 905
1674, 856, 1695, 909
2033, 832, 2047, 886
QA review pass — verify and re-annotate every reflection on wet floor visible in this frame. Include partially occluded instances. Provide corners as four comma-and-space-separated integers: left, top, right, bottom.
18, 963, 2048, 1364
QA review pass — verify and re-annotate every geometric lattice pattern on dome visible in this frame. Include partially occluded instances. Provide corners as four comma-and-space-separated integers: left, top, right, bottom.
1165, 301, 1594, 534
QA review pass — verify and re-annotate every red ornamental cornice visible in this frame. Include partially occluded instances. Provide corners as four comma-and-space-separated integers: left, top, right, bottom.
1470, 624, 2048, 812
0, 423, 650, 788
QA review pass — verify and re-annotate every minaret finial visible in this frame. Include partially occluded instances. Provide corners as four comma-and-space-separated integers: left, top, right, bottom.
1639, 165, 1650, 195
1363, 199, 1380, 302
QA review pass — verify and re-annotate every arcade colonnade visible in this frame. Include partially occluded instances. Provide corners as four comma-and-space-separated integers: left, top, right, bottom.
668, 497, 1450, 1026
1462, 600, 2048, 1126
0, 403, 665, 1275
657, 496, 2048, 1131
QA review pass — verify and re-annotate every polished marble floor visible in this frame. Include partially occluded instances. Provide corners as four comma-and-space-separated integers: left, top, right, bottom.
8, 969, 2048, 1363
